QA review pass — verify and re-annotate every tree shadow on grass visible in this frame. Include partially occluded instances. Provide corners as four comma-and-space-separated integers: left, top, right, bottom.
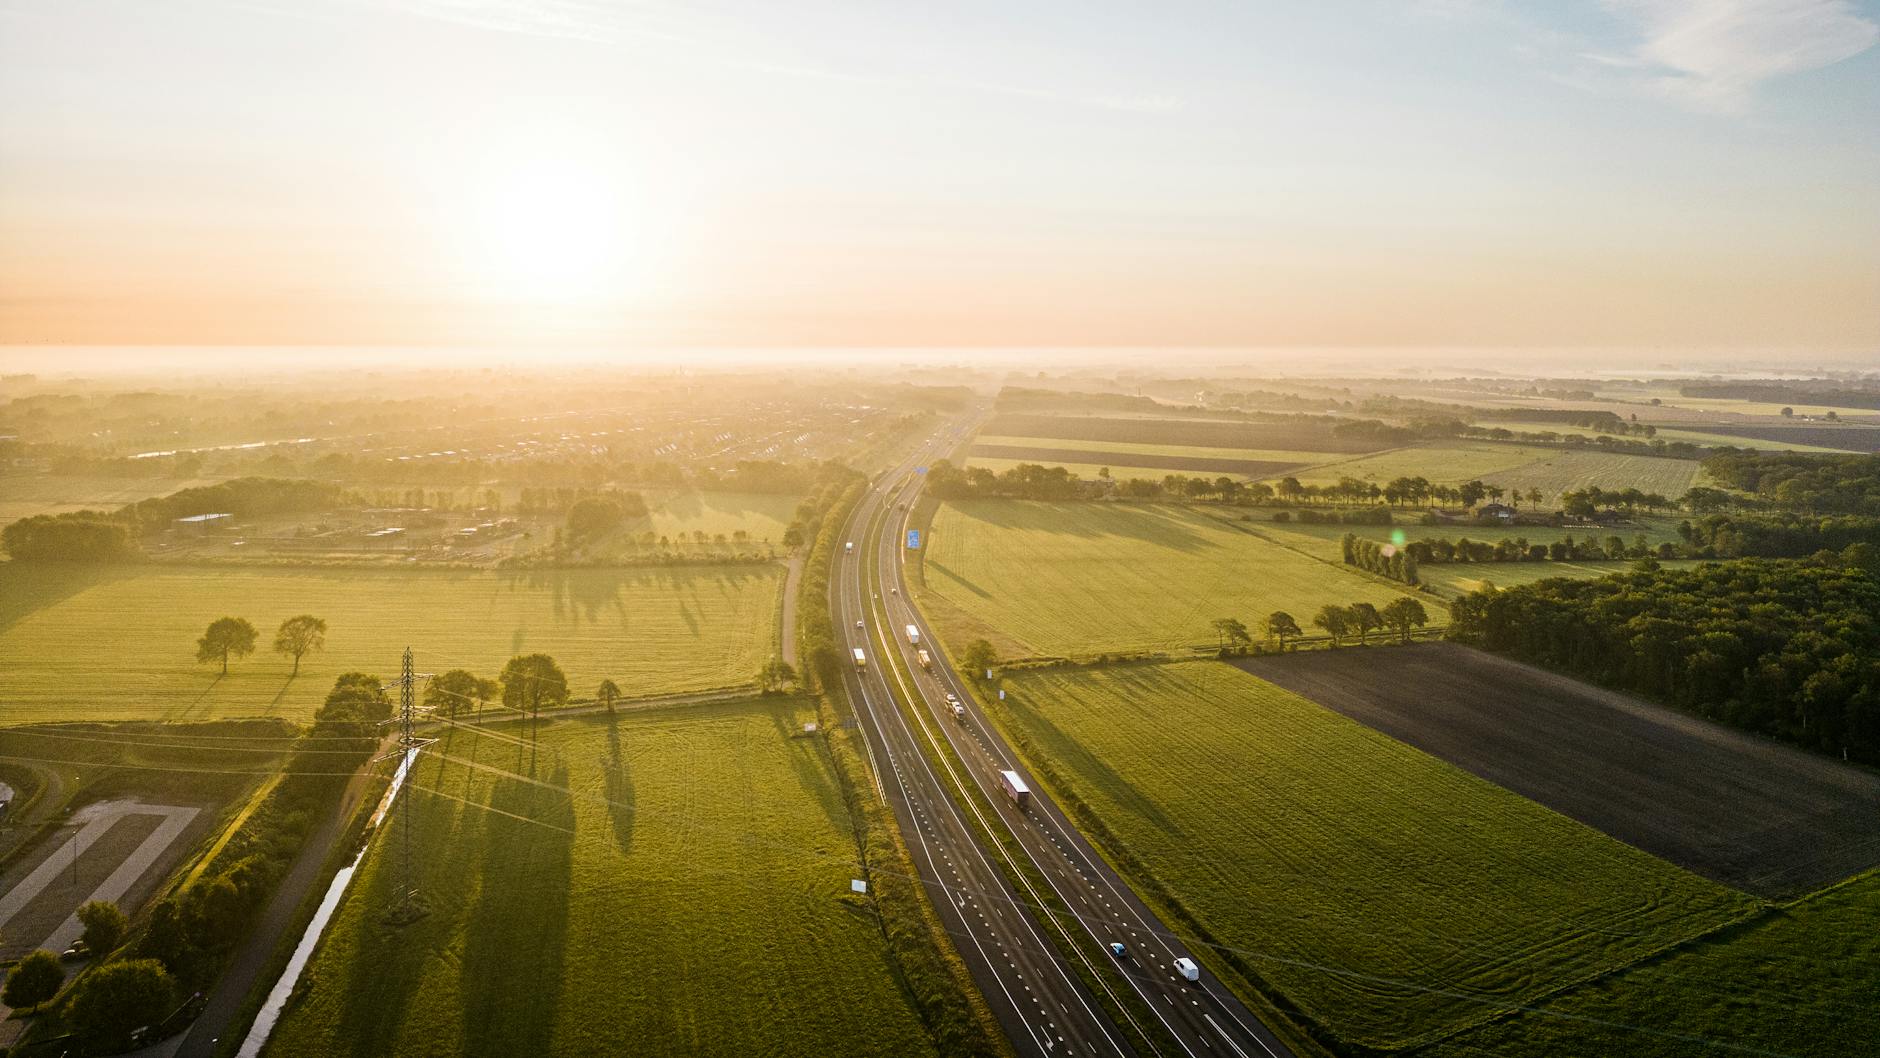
459, 764, 575, 1056
602, 712, 634, 857
336, 765, 476, 1058
0, 563, 140, 634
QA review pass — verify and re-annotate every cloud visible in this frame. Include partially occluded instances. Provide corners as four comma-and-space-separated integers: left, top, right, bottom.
1602, 0, 1879, 111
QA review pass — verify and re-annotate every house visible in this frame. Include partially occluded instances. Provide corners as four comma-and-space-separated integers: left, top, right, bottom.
1476, 503, 1517, 523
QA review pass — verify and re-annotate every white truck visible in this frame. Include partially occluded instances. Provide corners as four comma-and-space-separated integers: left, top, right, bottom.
904, 624, 921, 645
916, 649, 933, 671
851, 647, 867, 670
845, 541, 854, 554
998, 769, 1031, 809
947, 693, 966, 721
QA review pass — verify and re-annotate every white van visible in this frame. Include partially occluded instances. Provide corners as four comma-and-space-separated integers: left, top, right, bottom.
1173, 957, 1200, 982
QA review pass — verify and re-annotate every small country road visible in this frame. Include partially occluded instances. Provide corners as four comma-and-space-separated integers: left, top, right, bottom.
165, 740, 391, 1058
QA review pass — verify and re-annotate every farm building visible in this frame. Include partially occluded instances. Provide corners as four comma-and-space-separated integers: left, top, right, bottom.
175, 511, 233, 533
1476, 503, 1517, 523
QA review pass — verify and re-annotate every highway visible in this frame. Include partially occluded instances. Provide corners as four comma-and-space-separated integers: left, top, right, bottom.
835, 420, 1299, 1058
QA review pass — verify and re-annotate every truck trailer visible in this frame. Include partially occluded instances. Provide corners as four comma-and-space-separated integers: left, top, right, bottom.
852, 648, 866, 670
998, 769, 1031, 809
904, 624, 921, 645
916, 649, 932, 670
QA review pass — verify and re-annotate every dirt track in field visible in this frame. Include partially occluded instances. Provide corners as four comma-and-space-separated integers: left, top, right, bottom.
1234, 643, 1880, 897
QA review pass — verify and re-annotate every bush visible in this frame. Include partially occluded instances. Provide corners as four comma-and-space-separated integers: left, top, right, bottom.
68, 958, 175, 1044
78, 900, 129, 957
1, 949, 65, 1011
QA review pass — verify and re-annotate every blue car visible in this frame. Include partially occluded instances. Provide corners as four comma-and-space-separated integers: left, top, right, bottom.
1108, 942, 1127, 959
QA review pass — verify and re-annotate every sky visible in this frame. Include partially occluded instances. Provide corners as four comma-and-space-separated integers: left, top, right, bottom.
1, 0, 1876, 354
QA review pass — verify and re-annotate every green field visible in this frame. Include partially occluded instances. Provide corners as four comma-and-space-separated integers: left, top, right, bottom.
919, 500, 1414, 658
1428, 873, 1880, 1058
261, 699, 941, 1058
634, 490, 801, 542
1485, 450, 1702, 505
1283, 441, 1555, 487
961, 456, 1176, 482
1417, 558, 1709, 597
971, 435, 1344, 465
1648, 427, 1859, 453
989, 662, 1754, 1051
0, 562, 783, 723
0, 472, 223, 525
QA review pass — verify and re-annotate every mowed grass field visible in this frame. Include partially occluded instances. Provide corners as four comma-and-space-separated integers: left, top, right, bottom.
262, 699, 941, 1058
990, 662, 1755, 1051
1284, 441, 1554, 487
1426, 873, 1880, 1058
919, 500, 1415, 658
0, 562, 782, 724
1484, 450, 1702, 505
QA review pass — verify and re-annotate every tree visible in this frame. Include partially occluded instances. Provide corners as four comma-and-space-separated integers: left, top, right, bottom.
1313, 605, 1352, 647
1781, 406, 1794, 417
272, 614, 327, 676
427, 669, 491, 718
1349, 602, 1382, 644
1263, 611, 1301, 650
1526, 488, 1544, 509
78, 900, 129, 956
137, 897, 191, 973
68, 959, 174, 1044
2, 949, 64, 1012
1379, 598, 1427, 643
501, 653, 568, 742
960, 639, 998, 679
1210, 617, 1251, 653
195, 616, 257, 675
596, 678, 621, 713
758, 657, 797, 694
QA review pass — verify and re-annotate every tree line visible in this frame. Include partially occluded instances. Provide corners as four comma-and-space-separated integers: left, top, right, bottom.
1700, 450, 1880, 516
5, 674, 389, 1051
1210, 599, 1429, 653
1448, 556, 1880, 764
1402, 533, 1672, 565
1341, 534, 1421, 584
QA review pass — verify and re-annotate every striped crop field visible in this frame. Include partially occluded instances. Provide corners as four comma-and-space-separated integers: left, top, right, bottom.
1282, 441, 1558, 486
917, 500, 1417, 658
261, 699, 941, 1058
1485, 450, 1702, 505
986, 661, 1755, 1052
0, 561, 783, 723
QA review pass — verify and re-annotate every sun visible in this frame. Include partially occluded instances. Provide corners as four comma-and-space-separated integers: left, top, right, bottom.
466, 157, 652, 305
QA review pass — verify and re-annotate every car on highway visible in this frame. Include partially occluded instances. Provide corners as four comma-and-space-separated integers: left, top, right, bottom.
855, 620, 864, 629
1173, 957, 1200, 982
1108, 942, 1127, 959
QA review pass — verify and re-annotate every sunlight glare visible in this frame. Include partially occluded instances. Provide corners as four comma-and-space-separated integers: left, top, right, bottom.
468, 157, 652, 305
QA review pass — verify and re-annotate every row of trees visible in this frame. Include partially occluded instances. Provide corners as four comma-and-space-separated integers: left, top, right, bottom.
1448, 558, 1880, 763
1341, 534, 1421, 584
195, 614, 328, 675
1404, 533, 1671, 564
1211, 600, 1429, 652
9, 674, 390, 1050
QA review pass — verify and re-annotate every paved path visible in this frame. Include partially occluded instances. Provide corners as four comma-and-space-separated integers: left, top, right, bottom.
169, 739, 392, 1058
